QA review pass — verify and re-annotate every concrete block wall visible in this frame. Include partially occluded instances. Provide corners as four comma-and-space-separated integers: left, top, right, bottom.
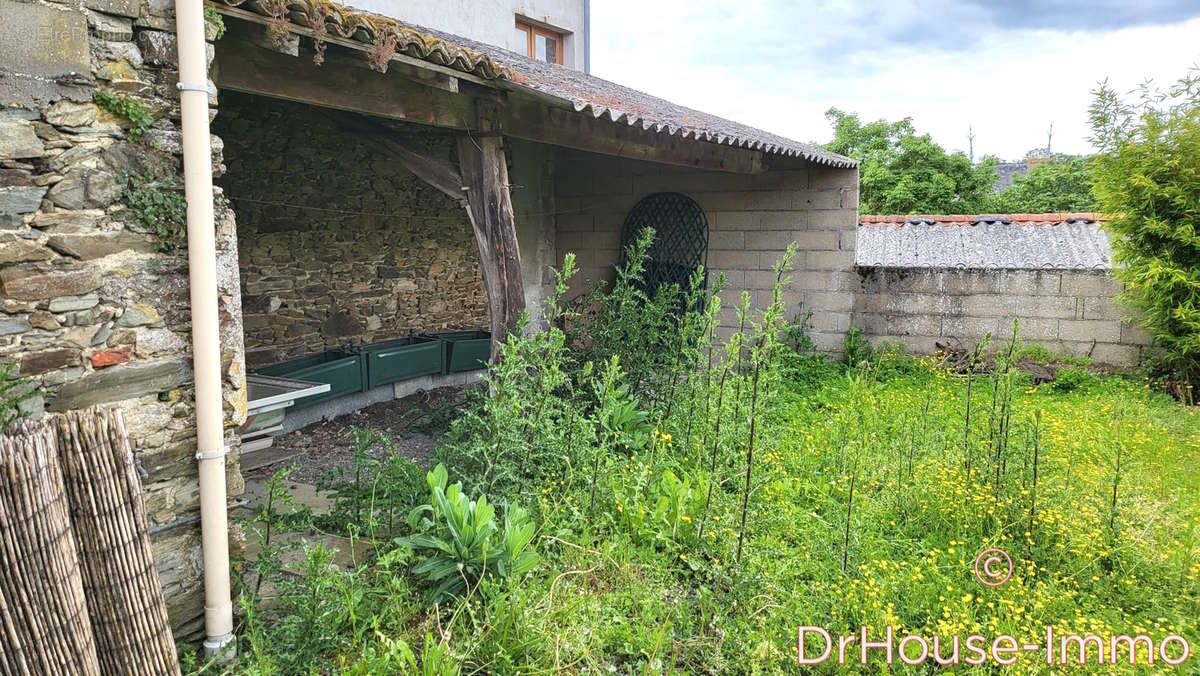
853, 268, 1151, 365
553, 149, 860, 353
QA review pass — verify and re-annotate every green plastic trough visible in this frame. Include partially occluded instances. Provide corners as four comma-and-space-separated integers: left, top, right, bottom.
427, 330, 491, 374
253, 349, 365, 409
353, 336, 443, 389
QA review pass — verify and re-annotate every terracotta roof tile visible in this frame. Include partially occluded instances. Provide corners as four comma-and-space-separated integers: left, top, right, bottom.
213, 0, 511, 79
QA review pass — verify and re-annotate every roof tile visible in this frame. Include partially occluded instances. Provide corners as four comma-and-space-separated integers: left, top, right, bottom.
211, 0, 856, 168
856, 214, 1112, 270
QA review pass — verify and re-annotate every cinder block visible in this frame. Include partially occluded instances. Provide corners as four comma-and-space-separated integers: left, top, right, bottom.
708, 249, 759, 269
1081, 296, 1122, 321
555, 171, 593, 197
708, 230, 744, 250
806, 249, 855, 270
696, 190, 791, 212
809, 168, 857, 190
745, 230, 795, 251
851, 312, 888, 336
1013, 317, 1059, 341
1090, 343, 1140, 366
887, 314, 941, 336
877, 334, 941, 356
1120, 323, 1153, 346
857, 269, 934, 294
964, 294, 1076, 319
594, 174, 633, 196
808, 208, 858, 230
941, 316, 1002, 339
557, 213, 593, 232
1059, 319, 1122, 343
806, 290, 854, 313
709, 211, 762, 231
790, 270, 834, 292
790, 189, 847, 211
746, 269, 777, 290
809, 330, 847, 354
808, 311, 851, 333
717, 268, 745, 288
760, 250, 800, 271
772, 169, 811, 189
943, 271, 1060, 296
759, 211, 809, 229
1061, 272, 1121, 297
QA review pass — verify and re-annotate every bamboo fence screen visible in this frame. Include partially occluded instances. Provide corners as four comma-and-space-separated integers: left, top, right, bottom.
0, 408, 181, 676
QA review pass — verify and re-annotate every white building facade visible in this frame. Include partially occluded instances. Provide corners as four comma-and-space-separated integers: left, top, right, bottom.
350, 0, 590, 71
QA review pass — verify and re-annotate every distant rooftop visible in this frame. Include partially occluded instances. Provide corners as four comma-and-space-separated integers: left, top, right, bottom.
856, 214, 1112, 271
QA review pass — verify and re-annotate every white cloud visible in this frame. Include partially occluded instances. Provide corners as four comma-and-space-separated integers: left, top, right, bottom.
589, 2, 1200, 159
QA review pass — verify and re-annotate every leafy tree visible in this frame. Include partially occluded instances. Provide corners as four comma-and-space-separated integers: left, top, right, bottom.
825, 108, 997, 214
985, 155, 1097, 213
1089, 71, 1200, 385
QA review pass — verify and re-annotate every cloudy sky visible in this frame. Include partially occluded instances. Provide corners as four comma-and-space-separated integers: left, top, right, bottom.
589, 1, 1200, 160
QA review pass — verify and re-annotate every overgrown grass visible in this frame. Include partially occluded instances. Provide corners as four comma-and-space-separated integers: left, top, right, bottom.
207, 249, 1199, 673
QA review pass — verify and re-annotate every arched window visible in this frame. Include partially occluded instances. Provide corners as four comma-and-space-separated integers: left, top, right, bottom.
619, 192, 709, 294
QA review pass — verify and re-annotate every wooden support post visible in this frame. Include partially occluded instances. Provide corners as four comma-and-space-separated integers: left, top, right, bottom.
458, 103, 525, 359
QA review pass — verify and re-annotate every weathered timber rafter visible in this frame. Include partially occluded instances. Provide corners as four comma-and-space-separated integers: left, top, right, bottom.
457, 103, 526, 358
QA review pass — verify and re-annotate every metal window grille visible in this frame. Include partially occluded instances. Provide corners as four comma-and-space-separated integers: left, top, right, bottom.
619, 192, 709, 294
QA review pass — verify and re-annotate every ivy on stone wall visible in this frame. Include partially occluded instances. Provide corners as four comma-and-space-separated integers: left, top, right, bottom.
121, 166, 187, 252
93, 89, 154, 140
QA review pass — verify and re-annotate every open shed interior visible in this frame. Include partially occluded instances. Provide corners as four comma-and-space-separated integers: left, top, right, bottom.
214, 91, 489, 370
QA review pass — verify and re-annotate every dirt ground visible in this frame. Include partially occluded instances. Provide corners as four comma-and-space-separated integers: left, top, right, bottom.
243, 385, 475, 485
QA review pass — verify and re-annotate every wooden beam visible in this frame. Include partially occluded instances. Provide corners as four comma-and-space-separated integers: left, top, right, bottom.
212, 27, 473, 129
500, 97, 768, 174
314, 111, 468, 204
211, 5, 491, 88
458, 103, 526, 358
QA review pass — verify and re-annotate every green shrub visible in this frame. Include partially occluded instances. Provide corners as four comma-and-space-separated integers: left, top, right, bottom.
398, 464, 539, 602
1049, 365, 1095, 393
1090, 70, 1200, 386
566, 227, 709, 408
985, 154, 1097, 213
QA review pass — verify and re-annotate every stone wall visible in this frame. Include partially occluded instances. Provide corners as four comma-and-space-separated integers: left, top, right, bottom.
852, 267, 1151, 365
553, 149, 860, 352
0, 0, 244, 639
215, 93, 488, 367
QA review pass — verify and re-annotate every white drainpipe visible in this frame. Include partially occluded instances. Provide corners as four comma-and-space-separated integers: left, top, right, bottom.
174, 0, 235, 660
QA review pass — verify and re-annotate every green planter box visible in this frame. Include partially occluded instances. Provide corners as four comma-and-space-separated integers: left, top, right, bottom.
353, 336, 443, 388
428, 330, 491, 374
253, 349, 365, 409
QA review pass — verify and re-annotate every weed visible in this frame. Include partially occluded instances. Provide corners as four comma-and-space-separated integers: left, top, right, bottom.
398, 464, 539, 602
122, 165, 187, 251
1049, 364, 1095, 393
0, 361, 35, 432
93, 89, 153, 139
203, 5, 226, 39
841, 326, 873, 367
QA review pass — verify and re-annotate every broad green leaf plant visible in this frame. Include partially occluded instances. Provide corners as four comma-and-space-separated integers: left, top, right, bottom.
398, 464, 538, 602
